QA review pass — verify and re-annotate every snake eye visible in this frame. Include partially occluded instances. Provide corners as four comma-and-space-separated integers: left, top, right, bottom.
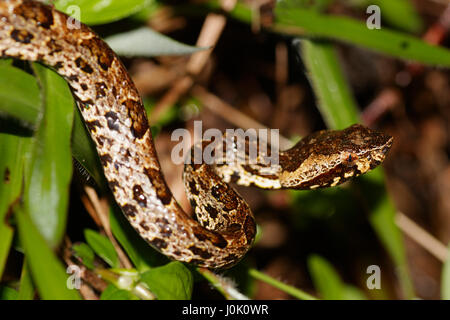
342, 152, 358, 166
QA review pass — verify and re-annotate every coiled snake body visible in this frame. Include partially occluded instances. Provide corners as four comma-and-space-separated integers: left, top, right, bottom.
0, 0, 393, 268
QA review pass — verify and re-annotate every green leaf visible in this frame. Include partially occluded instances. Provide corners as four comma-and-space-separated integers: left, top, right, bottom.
23, 64, 74, 248
299, 39, 359, 129
105, 27, 207, 57
73, 243, 96, 270
0, 286, 18, 300
442, 245, 450, 300
0, 58, 12, 67
100, 284, 139, 300
54, 0, 154, 25
17, 261, 35, 300
308, 255, 344, 299
140, 262, 193, 300
84, 229, 119, 268
361, 170, 415, 298
0, 133, 31, 279
15, 205, 81, 300
0, 64, 40, 129
308, 255, 366, 300
274, 6, 450, 67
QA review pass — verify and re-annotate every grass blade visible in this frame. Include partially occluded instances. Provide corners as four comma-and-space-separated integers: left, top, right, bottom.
0, 133, 30, 278
84, 229, 119, 268
248, 268, 317, 300
300, 39, 414, 298
299, 39, 359, 129
308, 255, 366, 300
274, 6, 450, 68
15, 204, 81, 300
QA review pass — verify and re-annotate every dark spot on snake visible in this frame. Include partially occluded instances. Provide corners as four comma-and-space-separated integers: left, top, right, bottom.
244, 216, 256, 244
81, 98, 94, 106
192, 227, 208, 242
47, 39, 62, 53
86, 120, 101, 133
156, 218, 172, 237
229, 171, 240, 183
188, 245, 213, 260
13, 1, 54, 29
105, 111, 120, 132
189, 259, 206, 266
75, 57, 94, 74
132, 184, 147, 207
80, 37, 114, 71
144, 167, 172, 205
95, 82, 107, 98
99, 154, 112, 166
11, 29, 34, 44
95, 135, 107, 147
121, 204, 137, 218
150, 238, 168, 250
3, 168, 10, 184
123, 99, 149, 139
210, 233, 228, 249
53, 61, 63, 69
205, 204, 218, 220
400, 41, 409, 49
173, 250, 181, 257
80, 83, 88, 91
223, 254, 238, 264
108, 179, 120, 192
67, 75, 79, 82
189, 199, 197, 212
188, 180, 199, 195
139, 221, 149, 231
211, 184, 238, 211
228, 223, 241, 233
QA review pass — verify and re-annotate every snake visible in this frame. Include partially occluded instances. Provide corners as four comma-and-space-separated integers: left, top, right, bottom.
0, 0, 393, 269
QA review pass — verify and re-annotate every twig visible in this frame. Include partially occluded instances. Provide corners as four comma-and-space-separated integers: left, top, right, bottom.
151, 7, 230, 123
395, 212, 449, 263
83, 186, 133, 269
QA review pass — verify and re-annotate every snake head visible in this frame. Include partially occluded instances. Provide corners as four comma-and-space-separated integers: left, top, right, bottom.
337, 124, 393, 172
279, 124, 393, 189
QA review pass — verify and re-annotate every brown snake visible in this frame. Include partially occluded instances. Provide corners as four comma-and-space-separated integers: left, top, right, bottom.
0, 0, 393, 269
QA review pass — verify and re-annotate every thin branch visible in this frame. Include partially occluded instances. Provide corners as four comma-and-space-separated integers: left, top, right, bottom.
395, 212, 449, 263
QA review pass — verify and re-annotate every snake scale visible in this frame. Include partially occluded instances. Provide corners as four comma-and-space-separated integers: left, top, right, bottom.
0, 0, 393, 268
